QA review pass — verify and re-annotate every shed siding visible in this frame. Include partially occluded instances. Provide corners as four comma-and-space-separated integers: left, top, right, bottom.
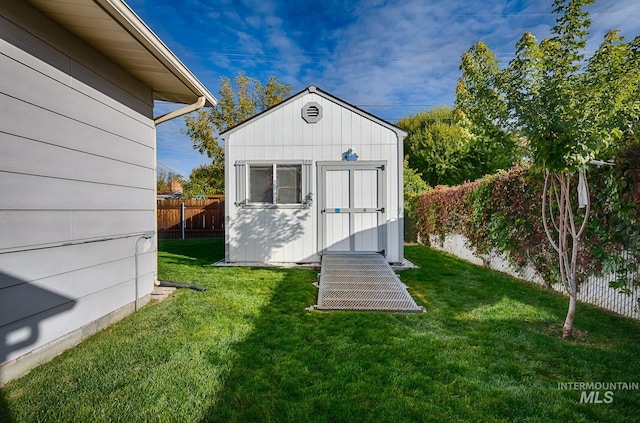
226, 91, 403, 264
0, 1, 156, 366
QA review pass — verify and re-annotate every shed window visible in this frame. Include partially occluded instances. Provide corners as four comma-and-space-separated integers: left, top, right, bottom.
276, 165, 302, 204
236, 161, 311, 207
248, 164, 301, 204
249, 165, 274, 203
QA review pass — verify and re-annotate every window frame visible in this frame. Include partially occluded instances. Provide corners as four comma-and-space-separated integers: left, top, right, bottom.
235, 160, 312, 209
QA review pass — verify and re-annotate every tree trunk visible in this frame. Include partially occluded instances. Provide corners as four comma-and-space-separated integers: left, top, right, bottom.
563, 291, 577, 339
542, 169, 590, 340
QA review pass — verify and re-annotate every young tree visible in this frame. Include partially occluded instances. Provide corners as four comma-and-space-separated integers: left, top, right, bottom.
180, 73, 292, 196
456, 0, 639, 338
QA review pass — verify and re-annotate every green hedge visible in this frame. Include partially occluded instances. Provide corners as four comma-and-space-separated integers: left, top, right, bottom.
416, 143, 640, 291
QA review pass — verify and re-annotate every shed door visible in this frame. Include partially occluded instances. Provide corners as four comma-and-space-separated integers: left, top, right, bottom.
318, 162, 386, 255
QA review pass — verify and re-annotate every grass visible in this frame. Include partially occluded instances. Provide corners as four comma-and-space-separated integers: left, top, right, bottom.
1, 239, 639, 422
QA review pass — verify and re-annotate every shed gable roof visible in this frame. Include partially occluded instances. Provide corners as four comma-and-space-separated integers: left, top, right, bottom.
220, 86, 407, 139
25, 0, 216, 107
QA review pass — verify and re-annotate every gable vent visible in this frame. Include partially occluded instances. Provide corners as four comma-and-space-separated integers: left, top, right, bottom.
302, 102, 323, 123
307, 105, 320, 117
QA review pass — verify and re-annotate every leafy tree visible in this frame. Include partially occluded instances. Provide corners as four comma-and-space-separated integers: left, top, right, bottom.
181, 73, 292, 197
399, 107, 518, 186
452, 41, 523, 178
457, 0, 639, 338
400, 108, 466, 186
180, 165, 222, 199
157, 174, 174, 193
404, 157, 430, 214
404, 157, 430, 241
156, 166, 180, 194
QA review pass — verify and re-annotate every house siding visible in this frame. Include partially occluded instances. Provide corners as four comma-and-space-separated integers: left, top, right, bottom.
0, 0, 156, 373
225, 90, 404, 264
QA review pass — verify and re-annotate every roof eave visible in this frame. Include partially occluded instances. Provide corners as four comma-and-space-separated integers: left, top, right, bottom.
221, 86, 407, 139
95, 0, 216, 107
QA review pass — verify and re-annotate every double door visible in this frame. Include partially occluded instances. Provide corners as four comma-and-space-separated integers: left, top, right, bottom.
318, 162, 386, 255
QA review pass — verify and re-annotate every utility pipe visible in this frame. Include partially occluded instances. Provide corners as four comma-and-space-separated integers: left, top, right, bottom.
154, 96, 207, 126
0, 233, 151, 255
135, 231, 155, 311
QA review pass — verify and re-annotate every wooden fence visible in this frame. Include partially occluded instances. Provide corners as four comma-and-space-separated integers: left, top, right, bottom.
157, 197, 224, 239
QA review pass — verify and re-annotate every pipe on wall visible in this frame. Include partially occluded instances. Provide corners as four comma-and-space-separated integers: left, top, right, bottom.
135, 231, 155, 311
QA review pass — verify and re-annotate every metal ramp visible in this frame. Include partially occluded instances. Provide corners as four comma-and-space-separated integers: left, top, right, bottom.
313, 254, 423, 312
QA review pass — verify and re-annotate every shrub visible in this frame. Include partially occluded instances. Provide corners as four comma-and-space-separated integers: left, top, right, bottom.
416, 143, 640, 291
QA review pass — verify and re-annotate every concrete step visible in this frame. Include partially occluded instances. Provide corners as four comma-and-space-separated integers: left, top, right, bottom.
151, 286, 176, 302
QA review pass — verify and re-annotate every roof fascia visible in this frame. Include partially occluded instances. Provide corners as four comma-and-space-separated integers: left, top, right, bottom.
220, 87, 311, 139
221, 86, 407, 139
313, 86, 408, 137
95, 0, 216, 107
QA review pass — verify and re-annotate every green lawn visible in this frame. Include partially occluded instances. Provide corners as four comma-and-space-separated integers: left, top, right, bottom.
1, 239, 639, 422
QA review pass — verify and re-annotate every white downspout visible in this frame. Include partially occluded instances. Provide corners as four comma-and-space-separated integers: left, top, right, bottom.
396, 129, 406, 264
154, 95, 208, 126
150, 95, 211, 296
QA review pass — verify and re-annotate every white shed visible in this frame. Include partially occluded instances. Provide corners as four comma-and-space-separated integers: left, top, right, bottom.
0, 0, 215, 384
222, 86, 407, 265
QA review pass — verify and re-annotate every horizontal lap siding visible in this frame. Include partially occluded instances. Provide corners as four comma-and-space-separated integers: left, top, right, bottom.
0, 52, 152, 143
0, 93, 154, 168
0, 210, 153, 251
0, 2, 155, 365
1, 243, 155, 325
0, 266, 155, 362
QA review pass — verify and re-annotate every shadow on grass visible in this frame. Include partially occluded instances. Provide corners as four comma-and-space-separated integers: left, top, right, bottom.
0, 388, 14, 423
158, 238, 225, 266
202, 268, 425, 422
200, 245, 640, 422
5, 241, 634, 421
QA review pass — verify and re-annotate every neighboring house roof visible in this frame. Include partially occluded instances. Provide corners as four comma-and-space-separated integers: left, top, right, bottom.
220, 85, 408, 139
25, 0, 216, 107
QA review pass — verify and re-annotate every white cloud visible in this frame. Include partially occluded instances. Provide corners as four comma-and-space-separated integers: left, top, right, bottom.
586, 0, 640, 51
130, 0, 640, 177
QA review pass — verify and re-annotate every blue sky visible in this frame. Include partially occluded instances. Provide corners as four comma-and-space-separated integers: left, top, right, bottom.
126, 0, 640, 179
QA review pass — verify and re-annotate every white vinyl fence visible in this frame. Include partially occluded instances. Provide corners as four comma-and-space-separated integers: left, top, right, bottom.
428, 234, 640, 320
